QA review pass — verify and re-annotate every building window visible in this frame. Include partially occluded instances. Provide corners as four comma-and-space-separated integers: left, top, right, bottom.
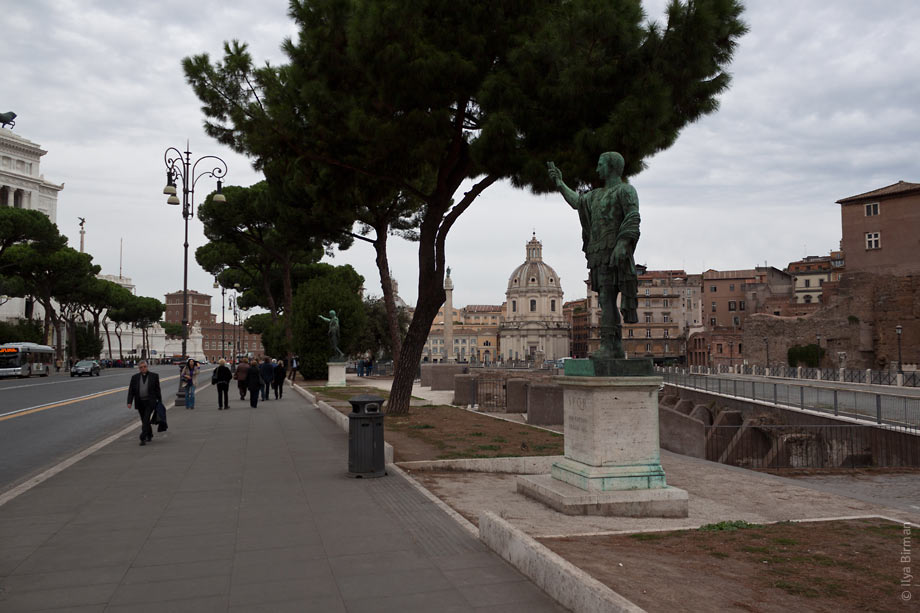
628, 329, 634, 337
733, 316, 740, 326
710, 317, 717, 326
663, 288, 668, 296
645, 299, 651, 307
804, 279, 811, 288
551, 299, 556, 312
662, 314, 670, 323
717, 344, 723, 353
865, 202, 879, 216
728, 301, 736, 311
711, 302, 717, 312
645, 313, 652, 323
645, 288, 650, 296
739, 301, 745, 311
646, 343, 652, 352
710, 285, 717, 293
530, 299, 536, 312
865, 232, 880, 249
664, 329, 669, 338
646, 328, 652, 338
804, 295, 812, 303
662, 299, 669, 307
512, 300, 517, 312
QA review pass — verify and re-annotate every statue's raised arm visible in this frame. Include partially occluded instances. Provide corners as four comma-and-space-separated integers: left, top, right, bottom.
546, 161, 580, 210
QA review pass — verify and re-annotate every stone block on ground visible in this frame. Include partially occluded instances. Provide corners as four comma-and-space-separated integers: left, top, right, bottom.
526, 382, 564, 425
505, 378, 529, 414
429, 364, 468, 391
453, 374, 477, 406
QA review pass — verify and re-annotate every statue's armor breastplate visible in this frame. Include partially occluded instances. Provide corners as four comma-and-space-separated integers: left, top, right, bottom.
585, 187, 625, 266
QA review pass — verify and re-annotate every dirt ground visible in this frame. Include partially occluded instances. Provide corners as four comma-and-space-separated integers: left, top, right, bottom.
540, 518, 910, 613
309, 386, 564, 462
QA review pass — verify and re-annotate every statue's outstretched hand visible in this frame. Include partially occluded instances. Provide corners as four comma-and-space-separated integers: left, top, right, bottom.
546, 161, 562, 187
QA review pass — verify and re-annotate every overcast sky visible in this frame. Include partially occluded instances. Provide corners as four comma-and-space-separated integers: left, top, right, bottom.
5, 1, 919, 320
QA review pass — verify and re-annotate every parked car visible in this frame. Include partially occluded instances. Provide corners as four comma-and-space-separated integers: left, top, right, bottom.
71, 360, 101, 377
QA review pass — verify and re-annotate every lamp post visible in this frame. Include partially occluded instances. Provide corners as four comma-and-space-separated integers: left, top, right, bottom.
214, 280, 226, 360
707, 343, 712, 371
896, 325, 903, 374
763, 336, 769, 370
816, 333, 821, 368
163, 143, 226, 399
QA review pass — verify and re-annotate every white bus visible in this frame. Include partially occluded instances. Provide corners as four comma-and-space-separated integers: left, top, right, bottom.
0, 342, 55, 378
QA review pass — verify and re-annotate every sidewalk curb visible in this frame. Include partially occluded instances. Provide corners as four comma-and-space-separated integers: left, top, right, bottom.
479, 511, 645, 613
398, 455, 561, 474
291, 382, 395, 464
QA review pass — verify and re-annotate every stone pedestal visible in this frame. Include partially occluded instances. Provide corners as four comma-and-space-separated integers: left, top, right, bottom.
518, 375, 688, 517
327, 362, 347, 387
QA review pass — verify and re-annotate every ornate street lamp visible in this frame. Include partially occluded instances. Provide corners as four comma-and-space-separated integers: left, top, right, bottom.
763, 336, 769, 371
163, 143, 227, 400
896, 325, 903, 374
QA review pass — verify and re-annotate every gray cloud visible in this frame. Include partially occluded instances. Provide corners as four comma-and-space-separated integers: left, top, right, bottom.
4, 0, 918, 316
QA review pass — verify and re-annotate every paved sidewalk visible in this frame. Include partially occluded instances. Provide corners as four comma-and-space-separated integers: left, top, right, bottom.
0, 384, 564, 612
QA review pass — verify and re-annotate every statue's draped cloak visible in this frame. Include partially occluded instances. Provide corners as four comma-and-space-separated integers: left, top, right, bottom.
576, 183, 640, 324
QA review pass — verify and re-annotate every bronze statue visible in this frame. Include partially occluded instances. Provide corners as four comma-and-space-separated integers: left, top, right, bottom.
0, 112, 16, 129
318, 309, 345, 361
548, 152, 639, 360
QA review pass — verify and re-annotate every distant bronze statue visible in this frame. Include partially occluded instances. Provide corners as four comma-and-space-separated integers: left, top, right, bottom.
318, 309, 345, 361
548, 152, 639, 360
0, 112, 16, 129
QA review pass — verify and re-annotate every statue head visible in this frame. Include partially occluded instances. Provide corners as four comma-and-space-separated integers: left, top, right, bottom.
329, 309, 336, 317
597, 152, 625, 180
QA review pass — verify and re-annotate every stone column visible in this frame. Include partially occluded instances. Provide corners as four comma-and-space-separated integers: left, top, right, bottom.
444, 271, 455, 363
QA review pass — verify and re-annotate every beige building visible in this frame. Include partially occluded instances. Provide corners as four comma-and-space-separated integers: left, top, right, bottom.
499, 235, 570, 362
786, 256, 833, 304
622, 270, 701, 363
422, 302, 501, 363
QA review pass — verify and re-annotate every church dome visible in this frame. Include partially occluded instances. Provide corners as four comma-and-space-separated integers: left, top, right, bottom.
507, 234, 561, 293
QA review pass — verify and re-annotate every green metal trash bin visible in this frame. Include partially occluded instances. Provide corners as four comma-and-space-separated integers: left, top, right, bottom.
348, 394, 386, 477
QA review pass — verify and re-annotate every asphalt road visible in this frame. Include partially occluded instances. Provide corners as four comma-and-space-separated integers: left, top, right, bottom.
0, 364, 214, 492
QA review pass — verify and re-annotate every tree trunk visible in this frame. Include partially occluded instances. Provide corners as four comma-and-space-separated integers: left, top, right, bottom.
386, 215, 446, 415
373, 227, 403, 369
281, 257, 294, 361
103, 320, 113, 359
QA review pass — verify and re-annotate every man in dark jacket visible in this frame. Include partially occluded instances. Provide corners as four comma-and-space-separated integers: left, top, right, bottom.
126, 360, 162, 446
259, 357, 274, 401
246, 362, 262, 408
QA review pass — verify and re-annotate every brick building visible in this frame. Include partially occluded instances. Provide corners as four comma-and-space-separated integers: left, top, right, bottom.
837, 180, 920, 276
563, 297, 590, 358
200, 322, 265, 363
423, 304, 501, 363
164, 290, 215, 327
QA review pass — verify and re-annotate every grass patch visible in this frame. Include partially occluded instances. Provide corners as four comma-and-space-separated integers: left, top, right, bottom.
408, 424, 434, 430
772, 537, 798, 546
629, 532, 670, 542
699, 520, 756, 532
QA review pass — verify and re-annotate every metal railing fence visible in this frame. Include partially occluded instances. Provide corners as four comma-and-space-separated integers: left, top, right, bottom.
662, 371, 920, 431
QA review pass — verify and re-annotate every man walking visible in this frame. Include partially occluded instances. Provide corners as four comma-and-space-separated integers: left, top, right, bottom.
259, 357, 273, 401
235, 358, 250, 400
288, 355, 299, 382
126, 360, 162, 446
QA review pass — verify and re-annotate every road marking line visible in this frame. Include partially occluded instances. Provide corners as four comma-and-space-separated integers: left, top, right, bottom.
0, 375, 179, 421
0, 399, 177, 508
